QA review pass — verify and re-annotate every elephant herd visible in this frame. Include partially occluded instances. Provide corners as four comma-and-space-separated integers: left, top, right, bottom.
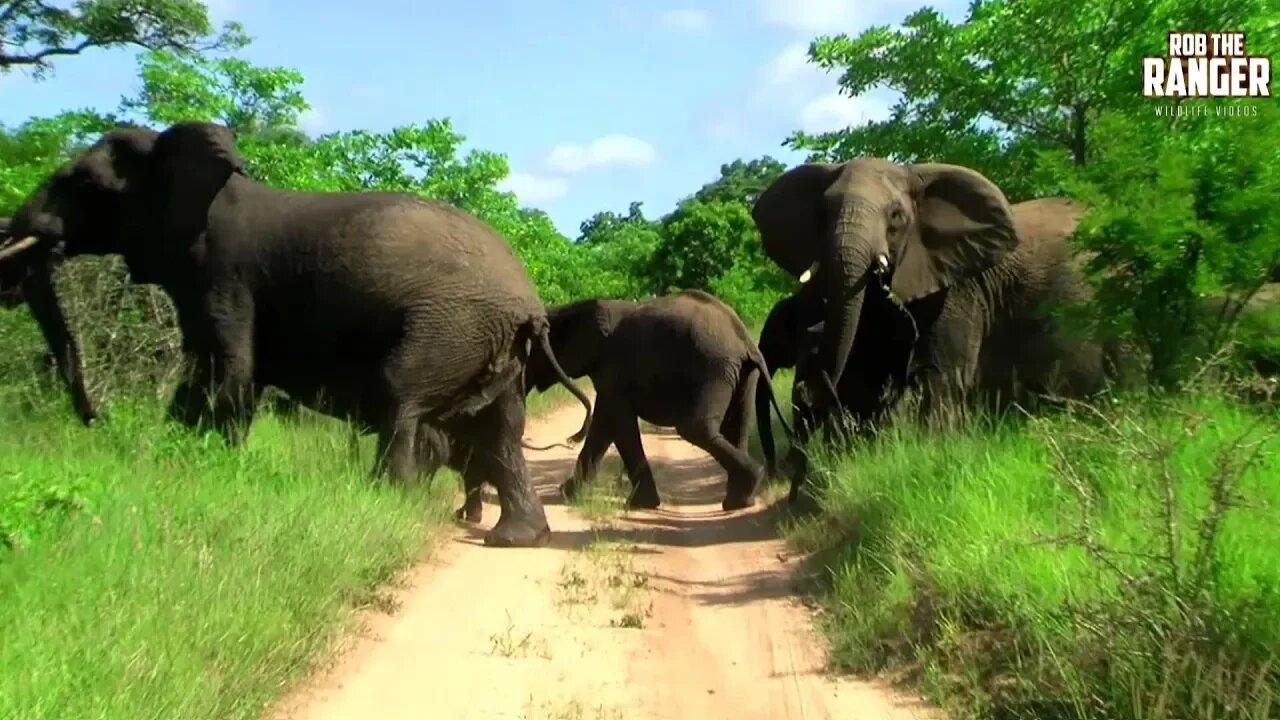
1, 121, 1270, 547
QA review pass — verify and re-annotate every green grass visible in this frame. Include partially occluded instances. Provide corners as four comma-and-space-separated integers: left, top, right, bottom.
786, 389, 1280, 719
0, 380, 580, 720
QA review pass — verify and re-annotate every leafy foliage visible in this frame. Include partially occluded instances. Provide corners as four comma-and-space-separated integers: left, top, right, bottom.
788, 0, 1279, 387
0, 0, 246, 77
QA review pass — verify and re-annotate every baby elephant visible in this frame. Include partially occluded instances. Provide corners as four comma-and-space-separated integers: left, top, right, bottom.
526, 289, 793, 511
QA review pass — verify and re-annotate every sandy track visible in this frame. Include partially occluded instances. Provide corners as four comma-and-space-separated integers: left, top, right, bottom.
268, 400, 937, 720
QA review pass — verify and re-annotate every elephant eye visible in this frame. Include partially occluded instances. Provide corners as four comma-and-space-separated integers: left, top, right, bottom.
887, 204, 906, 230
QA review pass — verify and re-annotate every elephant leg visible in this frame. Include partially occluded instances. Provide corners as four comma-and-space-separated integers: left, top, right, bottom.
915, 314, 980, 430
373, 407, 423, 483
457, 470, 484, 523
677, 376, 765, 512
451, 385, 550, 548
562, 393, 616, 502
447, 439, 483, 523
611, 407, 661, 510
718, 366, 762, 509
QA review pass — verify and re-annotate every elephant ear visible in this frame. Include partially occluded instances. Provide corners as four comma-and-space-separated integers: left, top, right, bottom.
751, 162, 844, 277
891, 163, 1019, 303
150, 122, 245, 231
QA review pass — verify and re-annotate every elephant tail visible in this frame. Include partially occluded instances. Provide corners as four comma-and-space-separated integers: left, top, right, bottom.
532, 322, 593, 444
754, 362, 779, 477
748, 348, 796, 447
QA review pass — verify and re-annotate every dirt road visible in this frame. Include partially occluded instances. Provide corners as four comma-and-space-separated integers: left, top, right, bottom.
269, 401, 936, 720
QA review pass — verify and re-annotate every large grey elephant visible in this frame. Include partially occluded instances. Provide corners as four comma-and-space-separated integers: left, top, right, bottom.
753, 162, 1114, 502
0, 121, 592, 548
520, 289, 793, 512
0, 216, 97, 426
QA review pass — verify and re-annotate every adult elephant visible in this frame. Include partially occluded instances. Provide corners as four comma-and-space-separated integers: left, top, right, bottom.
752, 157, 1022, 429
754, 171, 1114, 501
0, 121, 591, 548
519, 290, 794, 512
0, 217, 97, 426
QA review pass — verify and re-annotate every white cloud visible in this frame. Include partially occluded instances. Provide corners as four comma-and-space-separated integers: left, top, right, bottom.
298, 108, 327, 135
658, 8, 711, 30
204, 0, 237, 23
757, 0, 918, 34
759, 41, 813, 90
544, 134, 656, 174
798, 91, 892, 133
757, 0, 859, 33
701, 115, 749, 144
498, 172, 569, 204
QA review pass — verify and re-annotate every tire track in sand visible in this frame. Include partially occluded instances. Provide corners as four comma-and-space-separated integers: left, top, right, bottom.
267, 398, 938, 720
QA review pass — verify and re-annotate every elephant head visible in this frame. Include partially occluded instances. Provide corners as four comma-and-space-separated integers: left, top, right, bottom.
0, 216, 97, 426
0, 122, 245, 289
751, 158, 1019, 396
0, 122, 245, 424
524, 298, 638, 394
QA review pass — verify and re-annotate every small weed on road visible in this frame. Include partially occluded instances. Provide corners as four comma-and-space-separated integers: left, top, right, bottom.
555, 536, 652, 628
522, 696, 625, 720
488, 612, 551, 659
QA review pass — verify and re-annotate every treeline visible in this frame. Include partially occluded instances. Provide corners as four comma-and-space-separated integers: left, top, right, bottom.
1, 0, 1277, 404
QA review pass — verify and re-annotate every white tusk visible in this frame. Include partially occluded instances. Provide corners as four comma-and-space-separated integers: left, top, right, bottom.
875, 254, 889, 274
798, 260, 820, 284
0, 235, 40, 262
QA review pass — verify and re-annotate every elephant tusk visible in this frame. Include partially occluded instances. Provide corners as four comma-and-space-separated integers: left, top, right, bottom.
0, 235, 41, 262
798, 260, 820, 284
874, 253, 889, 275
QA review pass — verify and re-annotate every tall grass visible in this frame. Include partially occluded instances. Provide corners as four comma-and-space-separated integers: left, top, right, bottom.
0, 371, 582, 720
786, 386, 1279, 719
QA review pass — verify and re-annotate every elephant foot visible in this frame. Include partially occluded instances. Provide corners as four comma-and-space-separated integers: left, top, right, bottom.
453, 503, 483, 524
787, 483, 821, 516
484, 518, 552, 548
721, 493, 756, 512
626, 486, 661, 510
559, 479, 582, 503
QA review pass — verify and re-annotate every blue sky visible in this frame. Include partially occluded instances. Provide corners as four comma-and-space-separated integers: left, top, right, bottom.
0, 0, 966, 238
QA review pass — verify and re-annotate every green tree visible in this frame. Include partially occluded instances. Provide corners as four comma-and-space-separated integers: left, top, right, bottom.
1047, 106, 1280, 389
783, 0, 1279, 385
786, 0, 1274, 200
649, 197, 792, 323
693, 156, 786, 206
0, 0, 246, 78
575, 202, 663, 299
120, 49, 307, 136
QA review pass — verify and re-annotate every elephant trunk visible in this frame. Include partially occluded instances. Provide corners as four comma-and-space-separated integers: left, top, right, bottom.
1, 254, 97, 426
815, 207, 880, 395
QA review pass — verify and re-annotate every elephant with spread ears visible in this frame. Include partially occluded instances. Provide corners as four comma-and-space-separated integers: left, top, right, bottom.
512, 289, 794, 514
0, 120, 592, 548
753, 158, 1115, 503
0, 216, 97, 426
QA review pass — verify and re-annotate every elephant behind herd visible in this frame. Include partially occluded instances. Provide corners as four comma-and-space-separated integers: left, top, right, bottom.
1, 122, 1274, 541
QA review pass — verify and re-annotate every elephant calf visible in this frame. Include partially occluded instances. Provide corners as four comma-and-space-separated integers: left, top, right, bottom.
525, 290, 792, 511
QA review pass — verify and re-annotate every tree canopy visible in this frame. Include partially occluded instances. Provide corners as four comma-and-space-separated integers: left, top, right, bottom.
0, 0, 246, 77
0, 0, 1276, 392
